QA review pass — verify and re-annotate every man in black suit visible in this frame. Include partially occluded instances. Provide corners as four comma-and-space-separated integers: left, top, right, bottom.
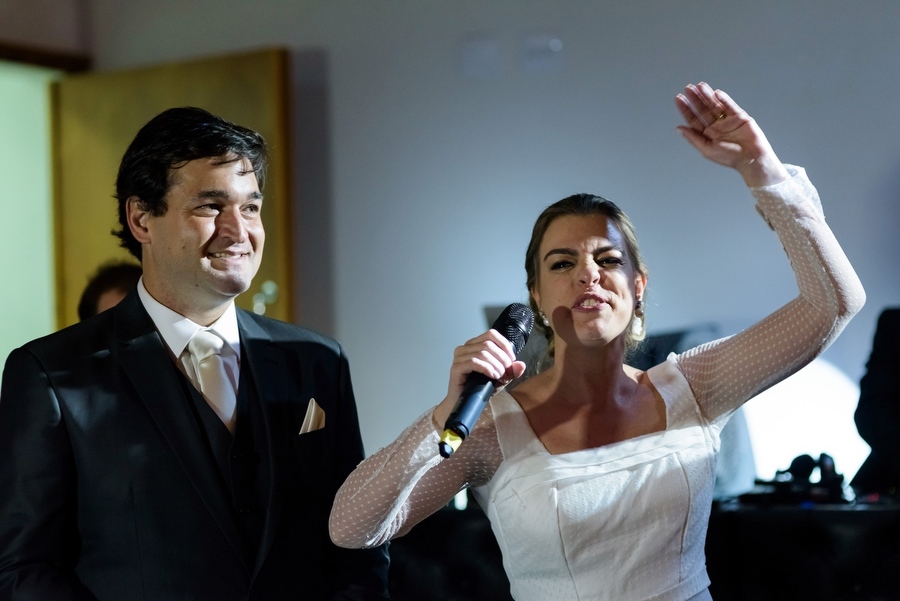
852, 307, 900, 498
0, 107, 389, 599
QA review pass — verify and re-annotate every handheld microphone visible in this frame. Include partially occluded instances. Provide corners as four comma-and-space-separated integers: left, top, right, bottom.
438, 303, 534, 458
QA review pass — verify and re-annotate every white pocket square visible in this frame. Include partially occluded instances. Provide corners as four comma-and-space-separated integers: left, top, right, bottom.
299, 398, 326, 434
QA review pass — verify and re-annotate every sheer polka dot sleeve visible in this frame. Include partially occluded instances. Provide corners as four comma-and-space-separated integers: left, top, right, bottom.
676, 165, 865, 423
329, 404, 503, 548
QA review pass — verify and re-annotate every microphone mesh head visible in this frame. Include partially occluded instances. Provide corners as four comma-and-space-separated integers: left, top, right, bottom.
491, 303, 534, 355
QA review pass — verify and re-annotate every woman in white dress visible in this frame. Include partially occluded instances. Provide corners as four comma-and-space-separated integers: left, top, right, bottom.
328, 82, 866, 601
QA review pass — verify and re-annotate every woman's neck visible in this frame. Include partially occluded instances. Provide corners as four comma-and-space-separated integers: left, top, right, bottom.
529, 338, 639, 410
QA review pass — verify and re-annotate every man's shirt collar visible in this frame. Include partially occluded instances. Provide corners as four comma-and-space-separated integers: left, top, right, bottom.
136, 278, 241, 359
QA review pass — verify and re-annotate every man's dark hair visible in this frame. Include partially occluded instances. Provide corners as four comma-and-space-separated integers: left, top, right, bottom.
113, 107, 268, 260
78, 261, 143, 321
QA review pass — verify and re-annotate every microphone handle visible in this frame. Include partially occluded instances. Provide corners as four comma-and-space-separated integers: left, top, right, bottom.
439, 373, 494, 458
445, 373, 494, 439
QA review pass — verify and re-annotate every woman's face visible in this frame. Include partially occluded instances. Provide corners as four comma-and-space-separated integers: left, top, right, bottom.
530, 213, 646, 351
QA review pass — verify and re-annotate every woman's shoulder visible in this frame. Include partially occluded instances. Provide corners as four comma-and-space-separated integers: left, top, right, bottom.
506, 371, 549, 410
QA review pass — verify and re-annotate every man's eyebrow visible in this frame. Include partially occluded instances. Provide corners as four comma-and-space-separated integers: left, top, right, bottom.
195, 189, 228, 200
194, 189, 263, 201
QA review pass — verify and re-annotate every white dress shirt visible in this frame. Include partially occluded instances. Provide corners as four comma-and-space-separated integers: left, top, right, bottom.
136, 278, 241, 394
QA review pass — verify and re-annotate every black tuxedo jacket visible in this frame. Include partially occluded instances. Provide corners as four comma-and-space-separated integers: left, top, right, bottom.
0, 291, 388, 600
852, 307, 900, 496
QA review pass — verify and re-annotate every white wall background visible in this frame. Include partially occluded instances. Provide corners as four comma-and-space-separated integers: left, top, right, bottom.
4, 1, 899, 461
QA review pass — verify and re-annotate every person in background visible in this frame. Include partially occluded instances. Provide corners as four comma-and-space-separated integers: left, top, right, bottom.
328, 82, 865, 601
0, 107, 389, 600
77, 261, 143, 321
851, 307, 900, 500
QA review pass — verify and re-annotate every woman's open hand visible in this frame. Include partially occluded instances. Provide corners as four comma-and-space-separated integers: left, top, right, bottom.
676, 82, 789, 187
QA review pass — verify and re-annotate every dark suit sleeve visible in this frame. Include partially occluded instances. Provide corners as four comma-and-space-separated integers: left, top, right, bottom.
852, 308, 900, 495
855, 310, 900, 456
0, 348, 98, 600
325, 348, 390, 600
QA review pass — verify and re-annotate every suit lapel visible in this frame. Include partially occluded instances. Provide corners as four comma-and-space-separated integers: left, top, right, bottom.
113, 293, 250, 570
237, 311, 289, 577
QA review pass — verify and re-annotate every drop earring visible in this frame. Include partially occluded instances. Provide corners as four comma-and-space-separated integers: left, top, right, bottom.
539, 311, 550, 327
631, 300, 645, 337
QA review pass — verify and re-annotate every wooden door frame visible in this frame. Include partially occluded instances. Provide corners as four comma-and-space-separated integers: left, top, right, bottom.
0, 41, 90, 72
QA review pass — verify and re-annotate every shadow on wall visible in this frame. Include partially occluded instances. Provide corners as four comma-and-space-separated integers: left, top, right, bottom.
291, 49, 336, 335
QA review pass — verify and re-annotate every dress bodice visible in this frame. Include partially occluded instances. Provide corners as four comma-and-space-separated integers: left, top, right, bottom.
472, 357, 716, 601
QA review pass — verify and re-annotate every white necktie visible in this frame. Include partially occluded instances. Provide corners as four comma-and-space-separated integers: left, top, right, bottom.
188, 330, 237, 434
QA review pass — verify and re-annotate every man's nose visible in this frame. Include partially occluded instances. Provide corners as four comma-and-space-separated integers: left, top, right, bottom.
217, 207, 247, 241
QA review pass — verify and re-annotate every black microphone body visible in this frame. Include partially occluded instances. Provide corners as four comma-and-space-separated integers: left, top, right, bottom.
443, 373, 494, 440
439, 303, 533, 458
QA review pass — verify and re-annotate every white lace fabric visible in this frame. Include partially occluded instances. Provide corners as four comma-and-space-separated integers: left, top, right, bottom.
329, 166, 865, 600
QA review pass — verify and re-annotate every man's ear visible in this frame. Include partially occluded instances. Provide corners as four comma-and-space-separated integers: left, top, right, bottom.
126, 197, 151, 244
